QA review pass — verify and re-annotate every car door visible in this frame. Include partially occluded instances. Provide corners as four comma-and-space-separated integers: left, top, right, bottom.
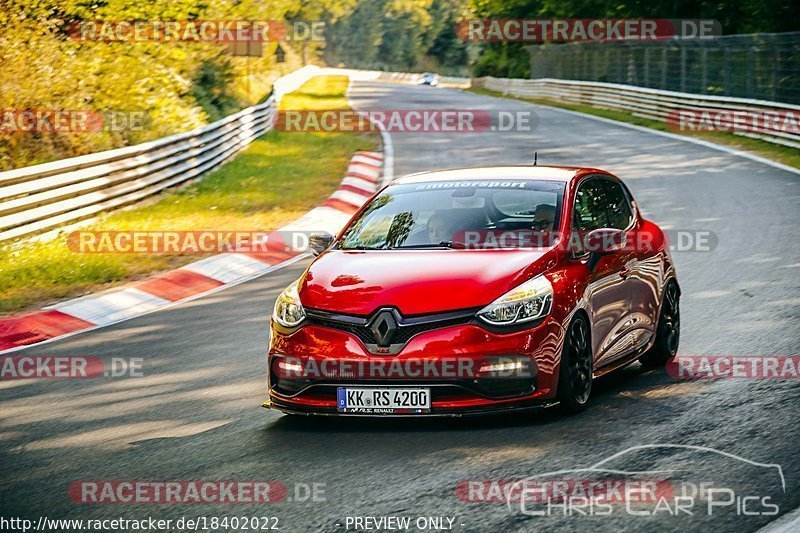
620, 184, 663, 353
572, 177, 635, 366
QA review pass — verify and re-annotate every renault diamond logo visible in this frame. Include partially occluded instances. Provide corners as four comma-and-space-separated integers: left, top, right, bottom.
370, 310, 398, 347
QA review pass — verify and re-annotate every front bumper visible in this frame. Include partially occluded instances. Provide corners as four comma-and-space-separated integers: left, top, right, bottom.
263, 395, 559, 417
266, 316, 564, 416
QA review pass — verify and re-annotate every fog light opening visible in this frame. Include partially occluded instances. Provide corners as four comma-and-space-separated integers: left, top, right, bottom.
276, 359, 305, 377
478, 360, 526, 374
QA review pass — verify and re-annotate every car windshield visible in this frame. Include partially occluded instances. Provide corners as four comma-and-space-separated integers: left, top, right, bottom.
338, 179, 565, 250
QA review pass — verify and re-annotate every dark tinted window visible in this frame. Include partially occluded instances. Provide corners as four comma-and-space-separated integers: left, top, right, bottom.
605, 181, 633, 229
573, 178, 632, 232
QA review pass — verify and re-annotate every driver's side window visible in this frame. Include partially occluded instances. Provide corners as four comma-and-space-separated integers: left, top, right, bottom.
574, 179, 606, 232
572, 178, 617, 256
572, 178, 634, 256
574, 178, 633, 232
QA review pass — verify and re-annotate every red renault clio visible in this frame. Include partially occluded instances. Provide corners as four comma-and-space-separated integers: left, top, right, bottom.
265, 166, 679, 416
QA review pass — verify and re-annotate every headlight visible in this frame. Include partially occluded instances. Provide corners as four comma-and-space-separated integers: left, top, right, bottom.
272, 279, 306, 328
477, 275, 553, 326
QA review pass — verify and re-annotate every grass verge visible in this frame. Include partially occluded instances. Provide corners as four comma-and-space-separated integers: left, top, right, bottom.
468, 87, 800, 170
0, 75, 377, 314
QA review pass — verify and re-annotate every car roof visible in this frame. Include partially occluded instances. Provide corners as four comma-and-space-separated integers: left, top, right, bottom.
391, 165, 609, 185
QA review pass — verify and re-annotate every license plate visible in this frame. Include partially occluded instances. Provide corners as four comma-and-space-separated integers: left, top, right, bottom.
337, 387, 431, 414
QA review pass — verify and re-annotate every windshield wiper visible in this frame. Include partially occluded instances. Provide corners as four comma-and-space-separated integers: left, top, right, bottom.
339, 244, 384, 250
390, 241, 464, 249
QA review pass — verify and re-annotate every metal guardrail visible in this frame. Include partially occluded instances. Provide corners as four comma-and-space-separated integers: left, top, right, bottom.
0, 65, 322, 242
472, 76, 800, 149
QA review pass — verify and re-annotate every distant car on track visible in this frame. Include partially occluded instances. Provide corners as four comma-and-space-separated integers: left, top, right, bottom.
266, 166, 680, 416
417, 72, 440, 86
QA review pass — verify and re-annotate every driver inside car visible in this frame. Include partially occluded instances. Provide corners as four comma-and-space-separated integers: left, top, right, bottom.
427, 211, 456, 243
532, 204, 556, 231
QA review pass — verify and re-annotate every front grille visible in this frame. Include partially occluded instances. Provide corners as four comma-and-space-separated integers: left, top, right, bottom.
305, 307, 479, 349
322, 321, 377, 345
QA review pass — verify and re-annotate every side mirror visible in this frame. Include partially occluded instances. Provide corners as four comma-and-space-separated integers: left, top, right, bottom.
585, 228, 626, 272
308, 232, 334, 256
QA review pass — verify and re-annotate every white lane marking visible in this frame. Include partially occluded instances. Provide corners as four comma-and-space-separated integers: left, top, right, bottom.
375, 124, 394, 185
181, 253, 278, 284
53, 288, 172, 326
351, 153, 384, 166
329, 188, 372, 206
345, 82, 394, 186
341, 176, 378, 193
465, 88, 800, 177
347, 162, 381, 179
279, 206, 353, 232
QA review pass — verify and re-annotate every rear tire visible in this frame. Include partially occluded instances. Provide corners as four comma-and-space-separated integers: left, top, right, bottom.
639, 280, 680, 368
557, 314, 593, 413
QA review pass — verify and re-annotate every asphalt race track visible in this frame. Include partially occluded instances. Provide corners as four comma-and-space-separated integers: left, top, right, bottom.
1, 80, 799, 532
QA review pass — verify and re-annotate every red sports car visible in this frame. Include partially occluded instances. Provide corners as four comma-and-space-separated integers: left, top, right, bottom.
265, 166, 680, 416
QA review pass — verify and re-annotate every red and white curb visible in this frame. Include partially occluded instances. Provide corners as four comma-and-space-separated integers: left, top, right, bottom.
0, 151, 383, 353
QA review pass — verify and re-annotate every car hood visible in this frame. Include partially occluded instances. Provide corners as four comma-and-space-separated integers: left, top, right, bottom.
300, 249, 554, 315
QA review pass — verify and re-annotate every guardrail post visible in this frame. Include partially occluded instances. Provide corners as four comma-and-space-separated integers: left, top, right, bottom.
583, 48, 590, 80
701, 48, 708, 94
723, 46, 731, 96
773, 48, 779, 101
680, 43, 687, 93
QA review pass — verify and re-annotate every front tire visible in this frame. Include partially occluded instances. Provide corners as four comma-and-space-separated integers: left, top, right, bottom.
557, 314, 593, 413
639, 280, 680, 368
